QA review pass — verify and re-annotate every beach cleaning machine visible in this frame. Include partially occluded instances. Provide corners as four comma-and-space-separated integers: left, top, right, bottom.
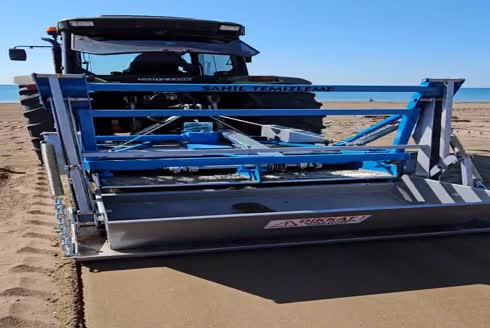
32, 75, 490, 261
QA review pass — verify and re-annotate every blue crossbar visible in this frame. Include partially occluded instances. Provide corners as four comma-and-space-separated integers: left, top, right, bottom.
91, 109, 411, 117
86, 83, 441, 95
83, 152, 410, 171
96, 135, 182, 142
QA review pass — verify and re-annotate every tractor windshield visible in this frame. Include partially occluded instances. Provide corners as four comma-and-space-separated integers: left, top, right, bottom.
81, 52, 238, 76
74, 36, 257, 77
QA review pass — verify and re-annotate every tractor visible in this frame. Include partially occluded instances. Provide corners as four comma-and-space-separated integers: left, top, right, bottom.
9, 15, 323, 161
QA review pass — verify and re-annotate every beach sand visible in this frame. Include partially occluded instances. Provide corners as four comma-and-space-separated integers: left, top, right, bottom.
0, 102, 488, 327
0, 103, 82, 328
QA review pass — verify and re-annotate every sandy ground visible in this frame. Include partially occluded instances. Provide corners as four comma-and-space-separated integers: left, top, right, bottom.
0, 103, 81, 328
0, 101, 489, 327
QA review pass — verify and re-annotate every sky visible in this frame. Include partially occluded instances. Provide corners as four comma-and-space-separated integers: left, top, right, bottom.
1, 0, 489, 86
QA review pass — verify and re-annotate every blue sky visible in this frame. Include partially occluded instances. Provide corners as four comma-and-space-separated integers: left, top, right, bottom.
1, 0, 489, 86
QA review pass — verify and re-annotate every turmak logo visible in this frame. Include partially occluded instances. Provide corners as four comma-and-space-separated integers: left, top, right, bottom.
264, 215, 371, 229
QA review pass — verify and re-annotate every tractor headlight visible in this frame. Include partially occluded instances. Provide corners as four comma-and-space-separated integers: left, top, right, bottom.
69, 20, 95, 27
219, 24, 241, 32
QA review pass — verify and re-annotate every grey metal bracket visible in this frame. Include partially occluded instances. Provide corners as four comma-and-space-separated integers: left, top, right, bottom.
48, 77, 95, 222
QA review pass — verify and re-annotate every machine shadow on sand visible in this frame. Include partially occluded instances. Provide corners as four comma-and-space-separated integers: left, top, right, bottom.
84, 234, 490, 303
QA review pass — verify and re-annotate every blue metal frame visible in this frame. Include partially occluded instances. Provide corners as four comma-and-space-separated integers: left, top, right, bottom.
336, 115, 402, 145
86, 82, 442, 94
90, 108, 411, 117
83, 152, 410, 171
33, 75, 459, 177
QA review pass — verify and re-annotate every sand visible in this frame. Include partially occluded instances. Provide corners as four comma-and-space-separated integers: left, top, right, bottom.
0, 103, 81, 328
0, 101, 489, 327
82, 238, 490, 328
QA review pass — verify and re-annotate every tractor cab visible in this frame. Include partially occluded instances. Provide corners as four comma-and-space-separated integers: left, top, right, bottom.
10, 16, 258, 82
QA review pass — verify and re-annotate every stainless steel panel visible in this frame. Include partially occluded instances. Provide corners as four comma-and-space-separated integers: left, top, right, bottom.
102, 177, 490, 250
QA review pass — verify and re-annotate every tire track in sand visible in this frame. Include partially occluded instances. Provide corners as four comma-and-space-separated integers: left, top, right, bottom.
0, 109, 62, 328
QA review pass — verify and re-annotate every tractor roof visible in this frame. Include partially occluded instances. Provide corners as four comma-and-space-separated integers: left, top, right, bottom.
57, 16, 245, 42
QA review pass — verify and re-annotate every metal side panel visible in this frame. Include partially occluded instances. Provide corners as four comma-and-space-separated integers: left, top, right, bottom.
98, 177, 490, 252
75, 224, 490, 262
104, 204, 490, 251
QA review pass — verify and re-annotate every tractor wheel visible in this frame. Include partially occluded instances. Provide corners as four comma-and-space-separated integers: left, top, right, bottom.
18, 86, 55, 163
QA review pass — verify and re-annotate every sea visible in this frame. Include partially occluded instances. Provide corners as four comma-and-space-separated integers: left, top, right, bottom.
2, 84, 490, 103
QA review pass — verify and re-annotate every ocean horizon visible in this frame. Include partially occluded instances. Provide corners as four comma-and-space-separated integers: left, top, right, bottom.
2, 84, 490, 103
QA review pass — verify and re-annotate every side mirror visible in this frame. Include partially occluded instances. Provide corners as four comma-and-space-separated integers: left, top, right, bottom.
9, 48, 27, 61
245, 56, 252, 63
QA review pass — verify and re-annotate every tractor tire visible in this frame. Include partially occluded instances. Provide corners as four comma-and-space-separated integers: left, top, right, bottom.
18, 86, 55, 163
